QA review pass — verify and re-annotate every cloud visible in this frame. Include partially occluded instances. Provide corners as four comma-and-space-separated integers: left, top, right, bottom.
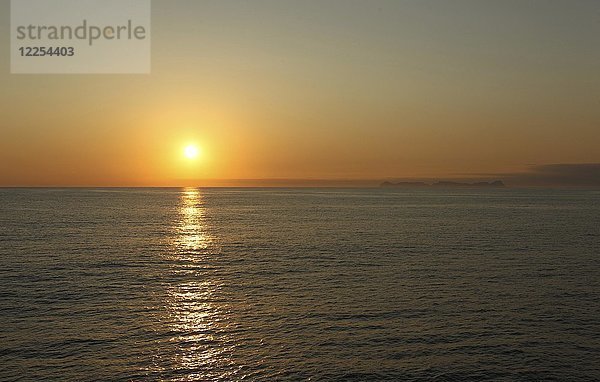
505, 163, 600, 187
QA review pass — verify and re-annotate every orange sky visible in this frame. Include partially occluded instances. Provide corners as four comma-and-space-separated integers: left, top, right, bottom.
1, 1, 599, 186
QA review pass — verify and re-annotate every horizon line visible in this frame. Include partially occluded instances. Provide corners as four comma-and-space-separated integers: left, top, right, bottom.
0, 176, 509, 189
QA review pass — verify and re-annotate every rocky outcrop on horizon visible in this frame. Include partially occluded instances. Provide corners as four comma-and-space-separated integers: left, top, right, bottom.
381, 180, 505, 188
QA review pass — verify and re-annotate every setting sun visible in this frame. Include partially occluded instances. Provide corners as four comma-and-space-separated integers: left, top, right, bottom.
183, 145, 200, 160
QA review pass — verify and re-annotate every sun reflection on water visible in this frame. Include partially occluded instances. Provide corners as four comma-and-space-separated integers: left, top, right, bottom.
163, 188, 237, 380
173, 188, 213, 254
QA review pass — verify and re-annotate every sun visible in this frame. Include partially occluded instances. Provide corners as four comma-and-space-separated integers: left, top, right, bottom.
183, 144, 200, 159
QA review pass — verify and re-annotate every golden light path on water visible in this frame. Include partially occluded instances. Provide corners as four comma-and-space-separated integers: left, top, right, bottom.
176, 188, 212, 253
165, 188, 238, 381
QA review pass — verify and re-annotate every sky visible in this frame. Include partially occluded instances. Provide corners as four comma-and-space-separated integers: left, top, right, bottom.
1, 0, 599, 186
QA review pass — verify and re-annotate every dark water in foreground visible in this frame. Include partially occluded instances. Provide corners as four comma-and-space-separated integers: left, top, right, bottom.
0, 188, 599, 381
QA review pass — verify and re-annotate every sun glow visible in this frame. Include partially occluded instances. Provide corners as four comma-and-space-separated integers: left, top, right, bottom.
184, 145, 200, 160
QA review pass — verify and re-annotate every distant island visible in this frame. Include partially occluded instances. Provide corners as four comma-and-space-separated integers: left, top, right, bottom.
381, 180, 505, 188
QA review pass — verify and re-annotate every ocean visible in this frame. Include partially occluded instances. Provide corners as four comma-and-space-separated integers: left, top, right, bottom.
1, 188, 599, 381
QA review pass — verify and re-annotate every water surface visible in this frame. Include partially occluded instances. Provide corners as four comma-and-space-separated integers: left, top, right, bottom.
1, 188, 599, 381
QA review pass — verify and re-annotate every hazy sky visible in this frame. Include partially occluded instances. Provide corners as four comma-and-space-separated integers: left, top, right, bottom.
1, 0, 599, 186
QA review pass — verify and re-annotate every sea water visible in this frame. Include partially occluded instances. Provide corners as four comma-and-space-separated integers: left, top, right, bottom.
1, 188, 599, 381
